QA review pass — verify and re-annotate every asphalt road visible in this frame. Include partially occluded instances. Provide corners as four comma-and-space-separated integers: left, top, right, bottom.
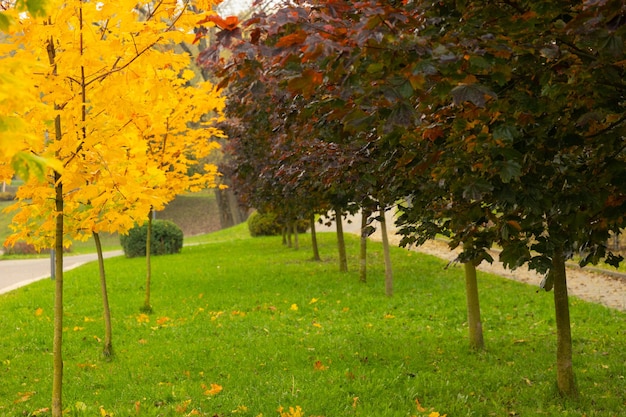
0, 250, 123, 295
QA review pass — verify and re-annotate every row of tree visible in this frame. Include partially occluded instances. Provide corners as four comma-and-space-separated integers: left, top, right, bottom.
197, 0, 626, 398
1, 0, 226, 415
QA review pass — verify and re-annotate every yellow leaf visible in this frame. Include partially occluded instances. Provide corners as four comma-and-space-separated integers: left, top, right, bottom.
136, 314, 150, 323
204, 383, 223, 396
14, 391, 35, 403
290, 304, 299, 311
35, 307, 43, 316
309, 298, 319, 304
415, 398, 426, 412
156, 316, 170, 326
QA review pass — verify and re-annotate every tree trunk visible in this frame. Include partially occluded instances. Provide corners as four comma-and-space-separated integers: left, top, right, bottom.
463, 256, 484, 350
143, 211, 153, 313
379, 208, 393, 296
310, 212, 320, 261
51, 170, 64, 417
292, 220, 299, 250
552, 248, 578, 397
359, 210, 369, 283
286, 223, 293, 248
335, 209, 348, 272
215, 188, 233, 229
226, 187, 244, 224
93, 232, 113, 357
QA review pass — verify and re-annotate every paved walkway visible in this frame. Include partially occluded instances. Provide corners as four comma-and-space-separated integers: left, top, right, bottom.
0, 250, 123, 295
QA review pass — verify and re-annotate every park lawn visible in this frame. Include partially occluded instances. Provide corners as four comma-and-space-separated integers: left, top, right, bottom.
0, 224, 624, 417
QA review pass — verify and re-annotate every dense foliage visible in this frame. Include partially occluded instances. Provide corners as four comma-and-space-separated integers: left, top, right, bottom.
197, 0, 626, 397
120, 220, 184, 258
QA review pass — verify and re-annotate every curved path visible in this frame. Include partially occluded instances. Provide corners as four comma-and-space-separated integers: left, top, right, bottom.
0, 250, 123, 295
320, 211, 626, 312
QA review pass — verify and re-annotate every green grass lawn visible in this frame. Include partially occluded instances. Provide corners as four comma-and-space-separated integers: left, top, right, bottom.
1, 224, 625, 416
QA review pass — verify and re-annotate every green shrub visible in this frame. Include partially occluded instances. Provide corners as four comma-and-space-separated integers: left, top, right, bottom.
247, 211, 282, 237
120, 220, 183, 258
0, 191, 15, 201
247, 211, 310, 237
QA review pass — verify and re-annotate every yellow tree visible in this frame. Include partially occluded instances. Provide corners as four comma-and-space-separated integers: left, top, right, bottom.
1, 0, 224, 414
0, 0, 57, 182
123, 62, 224, 312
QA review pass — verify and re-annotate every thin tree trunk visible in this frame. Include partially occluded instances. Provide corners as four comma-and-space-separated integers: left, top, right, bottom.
282, 226, 287, 245
292, 220, 299, 250
359, 209, 369, 283
379, 207, 393, 296
51, 170, 64, 417
310, 212, 320, 261
335, 208, 348, 272
552, 248, 578, 397
143, 211, 153, 313
93, 232, 113, 357
286, 223, 293, 248
47, 30, 64, 417
464, 257, 484, 350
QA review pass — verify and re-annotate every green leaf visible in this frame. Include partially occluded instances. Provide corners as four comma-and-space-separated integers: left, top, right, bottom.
24, 0, 48, 17
366, 62, 384, 74
495, 160, 521, 183
11, 152, 54, 182
462, 179, 493, 201
600, 34, 623, 57
499, 242, 531, 270
0, 12, 11, 31
493, 125, 520, 143
451, 84, 496, 107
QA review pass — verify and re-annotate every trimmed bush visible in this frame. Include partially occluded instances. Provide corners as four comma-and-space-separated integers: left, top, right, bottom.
0, 191, 15, 201
247, 211, 282, 237
120, 220, 183, 258
247, 211, 310, 237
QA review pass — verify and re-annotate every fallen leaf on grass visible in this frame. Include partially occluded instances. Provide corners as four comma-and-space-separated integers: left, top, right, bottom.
176, 399, 192, 413
156, 316, 170, 326
136, 314, 150, 323
290, 304, 299, 311
314, 360, 328, 371
415, 398, 426, 412
203, 383, 223, 396
35, 308, 43, 316
14, 391, 35, 403
278, 405, 304, 417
